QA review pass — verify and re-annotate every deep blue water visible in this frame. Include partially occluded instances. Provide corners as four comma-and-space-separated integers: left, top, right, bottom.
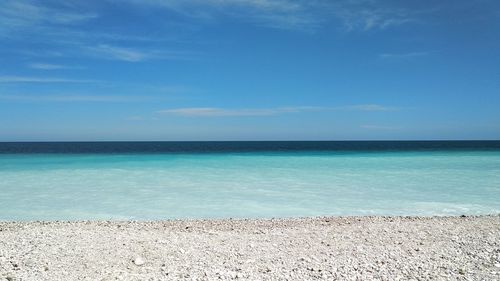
1, 141, 500, 154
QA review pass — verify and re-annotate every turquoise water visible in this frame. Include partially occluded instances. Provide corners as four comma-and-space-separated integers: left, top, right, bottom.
1, 151, 500, 220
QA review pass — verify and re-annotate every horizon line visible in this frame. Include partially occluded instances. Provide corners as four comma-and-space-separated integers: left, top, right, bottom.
1, 139, 499, 143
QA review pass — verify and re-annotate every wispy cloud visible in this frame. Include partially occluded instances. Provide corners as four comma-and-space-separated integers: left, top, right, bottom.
343, 104, 397, 111
0, 0, 97, 33
326, 0, 427, 32
158, 106, 323, 117
84, 44, 197, 62
28, 63, 83, 70
334, 7, 415, 31
0, 2, 198, 64
1, 0, 430, 70
84, 44, 148, 62
157, 104, 397, 117
124, 0, 321, 31
0, 93, 156, 102
122, 0, 426, 32
0, 0, 429, 44
16, 50, 66, 58
0, 76, 97, 83
379, 52, 430, 60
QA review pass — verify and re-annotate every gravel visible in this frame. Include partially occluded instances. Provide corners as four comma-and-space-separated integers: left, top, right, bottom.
0, 215, 499, 280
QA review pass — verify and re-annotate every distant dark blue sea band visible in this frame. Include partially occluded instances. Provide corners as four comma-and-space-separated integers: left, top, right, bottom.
1, 141, 499, 154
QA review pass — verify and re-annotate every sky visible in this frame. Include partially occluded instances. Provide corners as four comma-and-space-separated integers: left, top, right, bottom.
0, 0, 499, 141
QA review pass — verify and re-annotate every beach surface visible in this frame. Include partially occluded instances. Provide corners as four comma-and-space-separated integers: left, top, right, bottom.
1, 216, 499, 280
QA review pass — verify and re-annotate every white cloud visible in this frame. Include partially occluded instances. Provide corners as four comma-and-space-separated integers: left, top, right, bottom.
0, 0, 427, 42
142, 0, 302, 11
28, 63, 82, 70
344, 104, 397, 111
0, 93, 154, 102
331, 1, 417, 31
121, 0, 425, 32
0, 0, 97, 33
83, 44, 197, 62
157, 104, 397, 117
158, 106, 323, 117
124, 0, 320, 31
85, 45, 148, 62
0, 76, 96, 83
379, 52, 430, 60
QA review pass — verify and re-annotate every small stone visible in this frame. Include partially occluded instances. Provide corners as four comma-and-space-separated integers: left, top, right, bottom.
299, 257, 311, 263
494, 263, 500, 268
133, 256, 145, 266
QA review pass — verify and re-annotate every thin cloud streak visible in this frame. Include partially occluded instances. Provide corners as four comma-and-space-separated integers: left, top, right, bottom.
342, 104, 397, 111
124, 0, 321, 31
84, 44, 199, 62
28, 63, 83, 70
158, 104, 397, 117
0, 0, 429, 46
123, 0, 427, 32
379, 52, 430, 60
334, 7, 415, 31
85, 45, 148, 62
0, 0, 430, 71
0, 93, 159, 102
0, 76, 97, 83
0, 0, 97, 33
158, 106, 323, 117
326, 0, 435, 32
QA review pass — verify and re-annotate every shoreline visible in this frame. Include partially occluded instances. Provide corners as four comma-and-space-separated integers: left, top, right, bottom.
1, 213, 498, 223
1, 215, 499, 280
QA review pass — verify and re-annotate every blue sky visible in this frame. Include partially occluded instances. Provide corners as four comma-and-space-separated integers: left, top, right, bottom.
0, 0, 499, 141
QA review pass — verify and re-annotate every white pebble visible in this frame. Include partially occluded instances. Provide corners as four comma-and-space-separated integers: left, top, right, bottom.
133, 256, 145, 266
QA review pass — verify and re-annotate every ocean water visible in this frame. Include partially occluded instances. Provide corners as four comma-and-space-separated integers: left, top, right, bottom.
0, 141, 499, 220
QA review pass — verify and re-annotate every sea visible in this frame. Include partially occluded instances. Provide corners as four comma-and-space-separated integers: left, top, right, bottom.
0, 141, 499, 220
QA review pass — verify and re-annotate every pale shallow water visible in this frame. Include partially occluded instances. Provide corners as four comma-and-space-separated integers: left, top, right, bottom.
0, 142, 499, 220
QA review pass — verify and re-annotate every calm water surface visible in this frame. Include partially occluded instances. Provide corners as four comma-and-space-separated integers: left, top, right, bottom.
1, 141, 499, 220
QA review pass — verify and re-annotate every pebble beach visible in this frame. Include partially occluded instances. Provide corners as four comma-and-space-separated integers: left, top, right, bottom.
1, 215, 499, 280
